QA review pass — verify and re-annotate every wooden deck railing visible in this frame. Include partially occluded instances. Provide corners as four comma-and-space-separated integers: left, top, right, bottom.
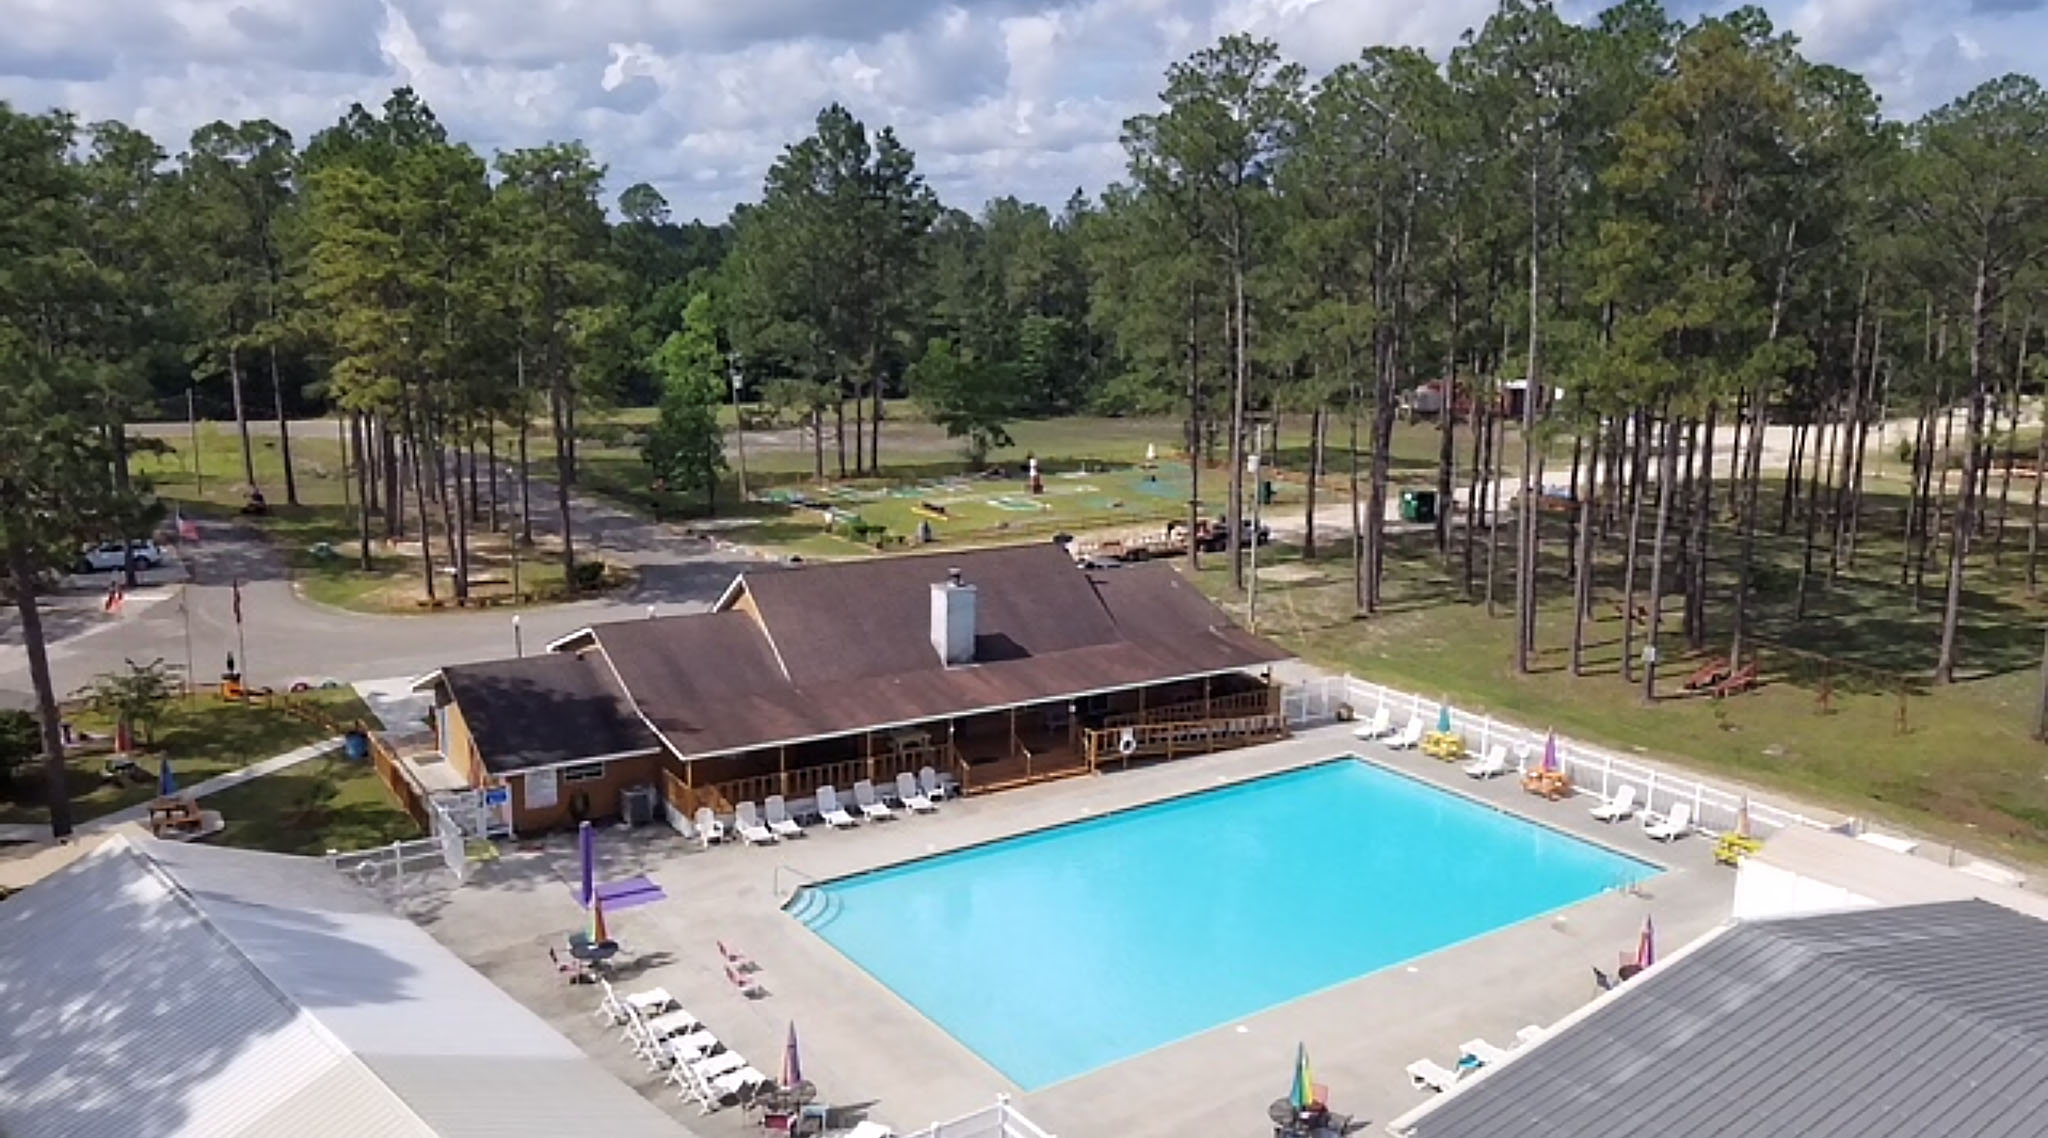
368, 733, 432, 829
1084, 710, 1288, 771
688, 741, 954, 817
1101, 686, 1281, 731
956, 745, 1091, 794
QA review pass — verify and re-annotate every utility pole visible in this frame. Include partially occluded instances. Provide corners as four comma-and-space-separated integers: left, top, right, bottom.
729, 353, 749, 504
1247, 451, 1264, 631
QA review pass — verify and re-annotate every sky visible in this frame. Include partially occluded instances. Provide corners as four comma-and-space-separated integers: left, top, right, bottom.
0, 0, 2041, 223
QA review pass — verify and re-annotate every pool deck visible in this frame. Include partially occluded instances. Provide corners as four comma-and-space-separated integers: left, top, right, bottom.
412, 724, 1734, 1137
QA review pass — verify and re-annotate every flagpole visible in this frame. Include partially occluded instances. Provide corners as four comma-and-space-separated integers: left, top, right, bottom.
181, 582, 195, 700
233, 578, 248, 694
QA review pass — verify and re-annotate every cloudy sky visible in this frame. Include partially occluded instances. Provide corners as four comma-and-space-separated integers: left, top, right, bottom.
1, 0, 2041, 222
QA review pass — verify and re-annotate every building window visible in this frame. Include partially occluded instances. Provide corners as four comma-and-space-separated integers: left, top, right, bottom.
561, 761, 607, 783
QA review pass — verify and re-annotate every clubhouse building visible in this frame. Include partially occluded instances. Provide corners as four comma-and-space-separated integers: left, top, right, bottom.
412, 543, 1291, 835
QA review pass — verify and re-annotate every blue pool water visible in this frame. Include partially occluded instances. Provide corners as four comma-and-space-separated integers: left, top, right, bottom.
791, 759, 1653, 1089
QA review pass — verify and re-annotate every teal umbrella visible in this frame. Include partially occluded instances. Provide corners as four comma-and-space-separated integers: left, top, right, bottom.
1435, 702, 1452, 734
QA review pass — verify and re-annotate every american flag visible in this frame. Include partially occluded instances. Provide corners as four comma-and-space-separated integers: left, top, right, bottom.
174, 508, 199, 543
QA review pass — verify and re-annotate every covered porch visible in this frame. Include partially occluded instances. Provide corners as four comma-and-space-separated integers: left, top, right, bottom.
661, 669, 1287, 819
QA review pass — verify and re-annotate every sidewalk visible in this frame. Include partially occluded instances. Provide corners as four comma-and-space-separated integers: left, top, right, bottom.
79, 736, 342, 833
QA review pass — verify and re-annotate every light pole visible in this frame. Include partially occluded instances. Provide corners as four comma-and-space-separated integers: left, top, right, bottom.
512, 614, 523, 658
729, 353, 749, 504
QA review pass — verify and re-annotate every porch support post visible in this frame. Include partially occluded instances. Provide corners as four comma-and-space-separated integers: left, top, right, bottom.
778, 745, 788, 797
865, 731, 875, 783
1203, 675, 1212, 721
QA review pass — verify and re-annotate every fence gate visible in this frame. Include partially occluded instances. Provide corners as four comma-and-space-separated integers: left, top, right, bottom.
434, 786, 511, 840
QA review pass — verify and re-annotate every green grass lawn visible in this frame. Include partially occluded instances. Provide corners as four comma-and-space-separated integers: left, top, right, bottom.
205, 753, 422, 855
1198, 500, 2048, 865
0, 688, 371, 827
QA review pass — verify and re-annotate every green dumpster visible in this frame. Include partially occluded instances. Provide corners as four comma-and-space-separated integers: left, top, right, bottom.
1400, 489, 1438, 523
1258, 479, 1276, 506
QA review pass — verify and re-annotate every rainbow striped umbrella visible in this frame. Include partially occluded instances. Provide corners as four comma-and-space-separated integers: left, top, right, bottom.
782, 1022, 804, 1088
1289, 1042, 1316, 1110
588, 889, 612, 947
1635, 914, 1656, 970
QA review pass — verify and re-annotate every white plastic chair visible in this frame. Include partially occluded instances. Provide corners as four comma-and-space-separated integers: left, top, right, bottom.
919, 766, 951, 801
694, 806, 726, 847
817, 786, 859, 828
1643, 801, 1693, 841
764, 795, 804, 838
853, 779, 895, 821
1590, 785, 1637, 822
1352, 705, 1392, 740
734, 802, 778, 845
1463, 744, 1508, 779
896, 771, 937, 813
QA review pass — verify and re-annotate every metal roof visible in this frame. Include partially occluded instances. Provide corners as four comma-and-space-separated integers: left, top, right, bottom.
1401, 900, 2048, 1138
439, 651, 662, 775
0, 835, 697, 1138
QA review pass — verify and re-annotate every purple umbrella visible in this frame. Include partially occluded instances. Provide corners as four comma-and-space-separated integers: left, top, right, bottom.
1542, 730, 1559, 773
578, 820, 595, 909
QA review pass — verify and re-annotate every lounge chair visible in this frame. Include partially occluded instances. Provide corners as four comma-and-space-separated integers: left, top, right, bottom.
716, 939, 756, 971
1386, 718, 1425, 750
726, 963, 765, 997
919, 765, 952, 801
1351, 705, 1392, 740
637, 1007, 702, 1043
763, 795, 805, 838
708, 1065, 772, 1107
896, 771, 937, 813
694, 806, 726, 847
1643, 801, 1693, 841
1590, 785, 1637, 822
853, 779, 895, 821
691, 1050, 748, 1083
1515, 1025, 1546, 1047
1460, 1038, 1511, 1067
843, 1122, 894, 1138
1463, 744, 1508, 779
1407, 1058, 1462, 1093
734, 802, 778, 846
817, 785, 859, 828
641, 1025, 716, 1070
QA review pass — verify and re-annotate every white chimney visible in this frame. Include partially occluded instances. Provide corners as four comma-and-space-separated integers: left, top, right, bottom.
930, 568, 977, 666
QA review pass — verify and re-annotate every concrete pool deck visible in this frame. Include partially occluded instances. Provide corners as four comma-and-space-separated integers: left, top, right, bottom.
411, 724, 1735, 1137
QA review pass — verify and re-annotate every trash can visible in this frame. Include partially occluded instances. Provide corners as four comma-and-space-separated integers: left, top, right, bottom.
1400, 489, 1438, 523
620, 784, 656, 827
1258, 479, 1276, 505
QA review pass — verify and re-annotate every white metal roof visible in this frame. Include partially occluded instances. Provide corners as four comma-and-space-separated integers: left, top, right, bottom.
0, 835, 696, 1138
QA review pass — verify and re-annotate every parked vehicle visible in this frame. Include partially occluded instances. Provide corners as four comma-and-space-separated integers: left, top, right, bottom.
78, 540, 164, 573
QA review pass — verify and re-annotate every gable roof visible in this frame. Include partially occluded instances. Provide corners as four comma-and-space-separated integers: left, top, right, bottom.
584, 543, 1288, 758
0, 835, 695, 1138
1401, 900, 2048, 1138
440, 651, 661, 775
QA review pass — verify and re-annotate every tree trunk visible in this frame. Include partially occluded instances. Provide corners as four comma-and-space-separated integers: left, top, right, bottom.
833, 396, 847, 479
382, 420, 401, 540
853, 381, 866, 475
1350, 361, 1366, 613
229, 343, 257, 490
435, 434, 466, 600
352, 412, 373, 571
2036, 626, 2048, 741
1188, 289, 1205, 574
269, 343, 298, 506
1437, 295, 1459, 561
1686, 409, 1714, 653
1995, 319, 2027, 564
1463, 388, 1486, 597
1795, 392, 1833, 619
1366, 327, 1398, 612
468, 434, 482, 524
404, 398, 437, 603
1227, 262, 1249, 594
1934, 255, 1993, 684
1304, 405, 1323, 560
1569, 426, 1598, 676
1485, 409, 1505, 618
1731, 387, 1770, 665
1621, 410, 1648, 683
870, 361, 883, 477
486, 420, 499, 534
2030, 402, 2047, 595
1642, 413, 1681, 702
7, 540, 73, 839
551, 380, 575, 591
1778, 422, 1804, 534
1516, 163, 1542, 675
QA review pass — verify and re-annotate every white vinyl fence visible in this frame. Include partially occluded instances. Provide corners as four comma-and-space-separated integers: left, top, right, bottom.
900, 1097, 1056, 1138
328, 798, 469, 891
1286, 672, 1834, 839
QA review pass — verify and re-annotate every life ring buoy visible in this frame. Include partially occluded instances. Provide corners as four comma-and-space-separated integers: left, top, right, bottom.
1118, 728, 1137, 756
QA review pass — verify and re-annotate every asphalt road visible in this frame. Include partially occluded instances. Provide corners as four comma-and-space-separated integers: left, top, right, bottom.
0, 483, 763, 711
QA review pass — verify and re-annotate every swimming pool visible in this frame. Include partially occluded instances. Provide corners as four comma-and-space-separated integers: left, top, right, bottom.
790, 759, 1654, 1089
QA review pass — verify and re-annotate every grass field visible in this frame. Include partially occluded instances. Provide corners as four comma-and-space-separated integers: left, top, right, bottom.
1196, 483, 2048, 864
0, 688, 371, 827
205, 753, 421, 855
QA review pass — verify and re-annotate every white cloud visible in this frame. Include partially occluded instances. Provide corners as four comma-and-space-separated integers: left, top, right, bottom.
0, 0, 2041, 222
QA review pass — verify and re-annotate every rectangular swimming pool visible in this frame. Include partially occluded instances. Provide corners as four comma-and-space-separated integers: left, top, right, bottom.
791, 759, 1654, 1089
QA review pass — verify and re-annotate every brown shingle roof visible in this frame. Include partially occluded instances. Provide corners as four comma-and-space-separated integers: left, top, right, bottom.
588, 544, 1289, 758
440, 653, 660, 775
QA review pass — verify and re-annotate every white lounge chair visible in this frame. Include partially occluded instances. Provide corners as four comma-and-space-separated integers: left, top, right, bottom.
691, 1050, 748, 1083
763, 795, 805, 838
853, 779, 895, 821
708, 1064, 772, 1106
635, 1007, 702, 1045
843, 1121, 894, 1138
1407, 1058, 1463, 1092
734, 801, 778, 845
896, 771, 937, 813
919, 765, 951, 801
694, 806, 726, 847
1463, 744, 1508, 779
1590, 785, 1637, 822
624, 985, 675, 1016
1459, 1038, 1512, 1067
1351, 705, 1392, 740
817, 785, 859, 828
1643, 801, 1693, 841
1387, 719, 1425, 750
1515, 1025, 1546, 1047
659, 1030, 719, 1067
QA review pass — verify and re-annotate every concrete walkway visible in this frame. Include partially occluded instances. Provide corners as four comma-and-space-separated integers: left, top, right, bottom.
80, 736, 342, 833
